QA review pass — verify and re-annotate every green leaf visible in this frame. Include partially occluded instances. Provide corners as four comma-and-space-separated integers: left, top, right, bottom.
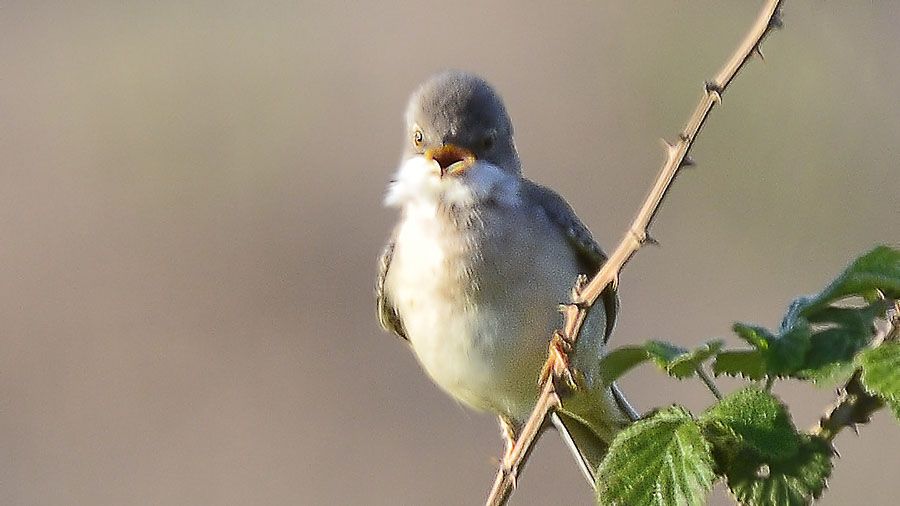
666, 341, 725, 379
727, 247, 899, 385
646, 340, 724, 379
767, 323, 812, 376
644, 340, 689, 367
799, 245, 900, 315
721, 435, 833, 506
733, 324, 773, 350
599, 340, 724, 384
794, 302, 886, 385
700, 388, 799, 460
721, 322, 811, 378
794, 361, 856, 387
805, 302, 886, 333
596, 406, 715, 506
888, 399, 900, 421
598, 346, 652, 385
856, 342, 900, 404
713, 350, 766, 380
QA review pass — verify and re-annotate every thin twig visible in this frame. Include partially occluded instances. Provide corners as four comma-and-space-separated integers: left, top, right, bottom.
812, 301, 899, 442
697, 366, 724, 400
484, 2, 786, 504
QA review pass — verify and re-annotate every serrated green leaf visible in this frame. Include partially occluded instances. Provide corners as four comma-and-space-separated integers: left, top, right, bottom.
888, 399, 900, 422
767, 323, 812, 376
721, 435, 833, 506
644, 340, 688, 367
728, 320, 811, 378
805, 302, 886, 332
700, 388, 799, 460
794, 361, 856, 387
599, 341, 724, 384
793, 302, 886, 385
766, 319, 811, 376
644, 340, 724, 379
598, 346, 651, 385
799, 245, 900, 315
596, 406, 715, 506
856, 342, 900, 404
733, 324, 773, 350
667, 341, 724, 379
713, 350, 766, 380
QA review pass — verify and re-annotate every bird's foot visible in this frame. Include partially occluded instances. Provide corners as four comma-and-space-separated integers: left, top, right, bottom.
492, 417, 520, 489
539, 330, 579, 392
498, 417, 517, 467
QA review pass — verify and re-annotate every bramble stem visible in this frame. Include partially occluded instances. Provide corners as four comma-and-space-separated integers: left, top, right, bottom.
484, 2, 786, 504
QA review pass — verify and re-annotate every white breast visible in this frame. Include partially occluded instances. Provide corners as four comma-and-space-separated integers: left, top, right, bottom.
388, 201, 496, 409
383, 156, 567, 419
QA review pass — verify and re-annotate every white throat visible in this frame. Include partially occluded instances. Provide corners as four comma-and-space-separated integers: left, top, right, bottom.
384, 156, 520, 211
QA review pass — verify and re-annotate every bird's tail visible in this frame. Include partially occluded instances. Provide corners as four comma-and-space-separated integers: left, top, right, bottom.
551, 382, 639, 487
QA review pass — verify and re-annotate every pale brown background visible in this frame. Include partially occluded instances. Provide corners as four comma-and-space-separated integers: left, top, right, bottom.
2, 1, 898, 505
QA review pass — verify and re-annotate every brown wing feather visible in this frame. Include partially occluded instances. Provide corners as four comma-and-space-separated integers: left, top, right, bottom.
523, 181, 619, 342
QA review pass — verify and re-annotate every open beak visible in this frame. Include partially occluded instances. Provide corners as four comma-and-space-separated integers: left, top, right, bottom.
425, 144, 476, 177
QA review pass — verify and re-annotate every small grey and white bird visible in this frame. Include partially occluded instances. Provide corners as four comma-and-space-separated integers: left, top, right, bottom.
376, 70, 638, 485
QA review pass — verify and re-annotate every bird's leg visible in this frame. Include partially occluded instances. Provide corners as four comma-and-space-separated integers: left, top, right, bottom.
539, 275, 589, 391
498, 416, 518, 467
539, 329, 576, 391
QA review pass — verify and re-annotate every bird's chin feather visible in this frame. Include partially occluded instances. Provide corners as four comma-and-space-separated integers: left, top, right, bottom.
384, 156, 520, 210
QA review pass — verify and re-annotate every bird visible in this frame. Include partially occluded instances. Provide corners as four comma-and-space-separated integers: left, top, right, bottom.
376, 70, 638, 486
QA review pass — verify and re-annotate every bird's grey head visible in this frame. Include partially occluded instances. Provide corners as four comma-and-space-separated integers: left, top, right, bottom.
404, 71, 520, 176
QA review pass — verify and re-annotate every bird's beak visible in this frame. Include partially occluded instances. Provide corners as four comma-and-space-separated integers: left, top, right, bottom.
425, 144, 476, 177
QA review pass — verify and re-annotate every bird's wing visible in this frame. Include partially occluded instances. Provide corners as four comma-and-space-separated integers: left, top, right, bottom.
522, 180, 619, 342
376, 235, 408, 341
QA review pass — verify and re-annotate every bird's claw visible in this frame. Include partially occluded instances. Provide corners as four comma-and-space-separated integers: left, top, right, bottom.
539, 331, 579, 392
498, 417, 517, 466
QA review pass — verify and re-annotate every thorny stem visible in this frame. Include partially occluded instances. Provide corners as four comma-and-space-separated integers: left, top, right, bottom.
484, 1, 786, 504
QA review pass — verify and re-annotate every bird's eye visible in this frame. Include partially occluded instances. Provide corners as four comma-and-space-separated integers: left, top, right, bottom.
413, 130, 424, 147
482, 133, 495, 150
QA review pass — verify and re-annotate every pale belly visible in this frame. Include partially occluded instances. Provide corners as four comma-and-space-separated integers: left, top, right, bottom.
386, 203, 580, 420
396, 285, 549, 419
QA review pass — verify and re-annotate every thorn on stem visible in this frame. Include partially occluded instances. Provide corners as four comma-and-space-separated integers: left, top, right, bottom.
644, 235, 660, 247
752, 45, 765, 61
680, 155, 695, 168
660, 138, 680, 158
704, 80, 723, 94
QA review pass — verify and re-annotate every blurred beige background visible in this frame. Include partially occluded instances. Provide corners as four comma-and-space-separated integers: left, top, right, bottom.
1, 1, 898, 504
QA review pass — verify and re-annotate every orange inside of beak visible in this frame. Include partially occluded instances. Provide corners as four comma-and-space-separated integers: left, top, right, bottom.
426, 145, 476, 176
